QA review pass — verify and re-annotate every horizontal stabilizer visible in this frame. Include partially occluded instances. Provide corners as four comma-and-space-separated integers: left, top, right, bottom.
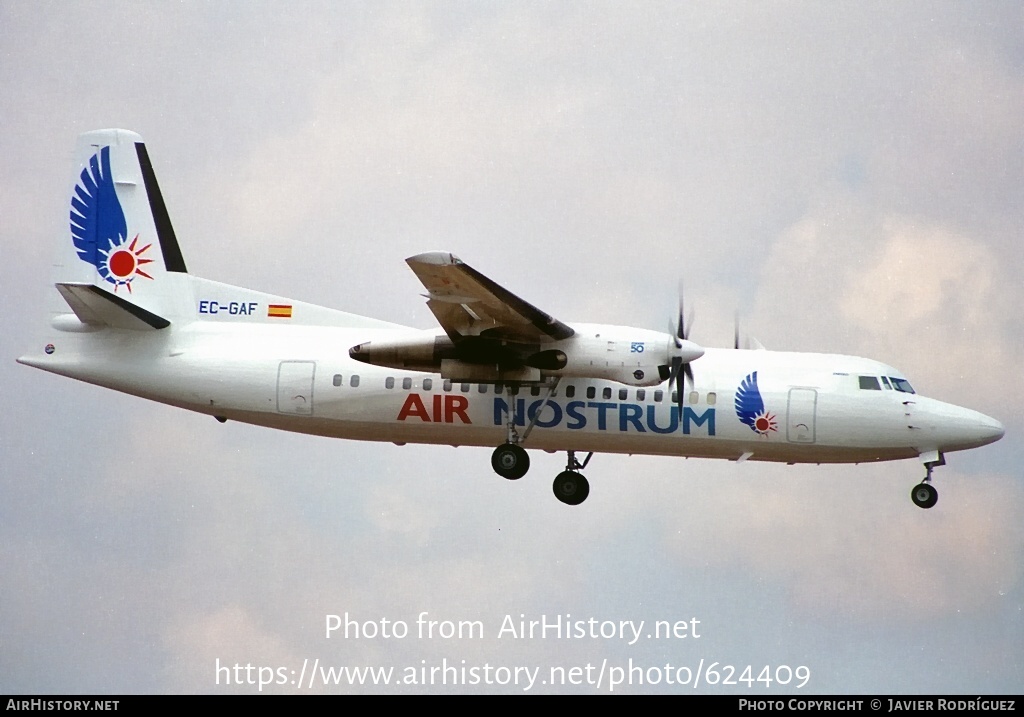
56, 282, 170, 330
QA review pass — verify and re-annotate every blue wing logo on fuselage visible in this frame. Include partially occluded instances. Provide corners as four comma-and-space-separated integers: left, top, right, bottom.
70, 146, 153, 292
735, 371, 778, 436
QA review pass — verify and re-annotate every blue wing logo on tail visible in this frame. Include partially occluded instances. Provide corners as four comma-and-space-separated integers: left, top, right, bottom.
70, 146, 153, 292
735, 371, 778, 436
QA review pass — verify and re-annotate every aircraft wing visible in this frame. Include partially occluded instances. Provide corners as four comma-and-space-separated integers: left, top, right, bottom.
406, 252, 575, 344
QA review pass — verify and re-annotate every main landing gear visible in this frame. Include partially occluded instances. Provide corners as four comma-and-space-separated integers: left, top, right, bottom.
489, 380, 593, 505
911, 451, 944, 509
491, 444, 593, 505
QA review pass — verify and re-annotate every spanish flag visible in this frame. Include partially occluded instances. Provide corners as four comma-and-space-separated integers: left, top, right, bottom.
267, 304, 293, 318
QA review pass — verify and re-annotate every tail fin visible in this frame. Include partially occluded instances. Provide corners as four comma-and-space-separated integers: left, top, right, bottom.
58, 129, 188, 328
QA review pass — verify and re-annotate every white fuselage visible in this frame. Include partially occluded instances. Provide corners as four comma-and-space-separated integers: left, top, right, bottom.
21, 314, 1004, 466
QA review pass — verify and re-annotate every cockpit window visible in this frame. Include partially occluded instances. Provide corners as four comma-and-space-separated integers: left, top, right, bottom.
889, 377, 915, 394
880, 376, 892, 390
858, 376, 881, 390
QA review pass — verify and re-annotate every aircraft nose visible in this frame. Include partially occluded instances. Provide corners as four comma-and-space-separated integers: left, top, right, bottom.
978, 414, 1005, 444
920, 400, 1005, 452
944, 408, 1005, 450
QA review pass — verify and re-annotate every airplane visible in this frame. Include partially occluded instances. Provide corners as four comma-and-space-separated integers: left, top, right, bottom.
18, 129, 1005, 508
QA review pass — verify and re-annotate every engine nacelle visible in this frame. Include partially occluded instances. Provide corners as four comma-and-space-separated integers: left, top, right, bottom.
349, 331, 455, 373
349, 323, 702, 387
542, 324, 697, 387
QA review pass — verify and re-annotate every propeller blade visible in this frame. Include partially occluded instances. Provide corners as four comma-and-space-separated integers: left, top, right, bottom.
683, 362, 694, 390
675, 365, 689, 418
667, 283, 701, 400
667, 355, 681, 385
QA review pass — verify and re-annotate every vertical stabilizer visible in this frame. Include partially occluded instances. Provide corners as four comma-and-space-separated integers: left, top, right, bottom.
59, 129, 189, 325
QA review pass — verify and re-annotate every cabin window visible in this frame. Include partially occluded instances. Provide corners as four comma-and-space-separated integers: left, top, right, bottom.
859, 376, 881, 390
586, 386, 596, 399
653, 390, 662, 402
689, 391, 699, 404
707, 392, 717, 405
385, 377, 395, 389
618, 388, 628, 401
603, 387, 613, 400
478, 384, 488, 394
531, 386, 541, 397
889, 377, 916, 394
443, 379, 452, 392
333, 374, 343, 387
350, 375, 360, 388
565, 385, 576, 398
461, 382, 470, 392
636, 389, 646, 401
402, 377, 412, 390
423, 378, 432, 391
672, 390, 679, 404
494, 382, 504, 394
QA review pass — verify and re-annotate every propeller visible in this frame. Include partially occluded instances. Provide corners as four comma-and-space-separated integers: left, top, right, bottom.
666, 290, 704, 417
732, 312, 766, 351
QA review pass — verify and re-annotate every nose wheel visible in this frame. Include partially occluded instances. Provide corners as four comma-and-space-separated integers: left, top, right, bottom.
911, 482, 938, 509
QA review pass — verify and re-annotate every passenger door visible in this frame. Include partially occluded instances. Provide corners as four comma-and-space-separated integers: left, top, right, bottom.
786, 388, 817, 443
277, 361, 315, 415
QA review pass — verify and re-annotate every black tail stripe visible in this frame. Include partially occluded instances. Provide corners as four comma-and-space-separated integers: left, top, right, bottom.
135, 142, 188, 274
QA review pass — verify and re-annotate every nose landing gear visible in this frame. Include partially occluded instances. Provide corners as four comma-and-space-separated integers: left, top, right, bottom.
911, 451, 944, 509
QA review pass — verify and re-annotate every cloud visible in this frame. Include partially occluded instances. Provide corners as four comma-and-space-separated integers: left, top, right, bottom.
840, 218, 1020, 406
751, 206, 1022, 416
656, 463, 1022, 621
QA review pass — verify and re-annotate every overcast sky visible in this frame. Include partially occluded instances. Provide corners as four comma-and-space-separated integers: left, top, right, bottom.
2, 1, 1021, 694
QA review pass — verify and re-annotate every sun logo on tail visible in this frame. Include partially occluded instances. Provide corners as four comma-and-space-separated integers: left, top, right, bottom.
99, 234, 154, 292
70, 146, 154, 292
735, 371, 778, 436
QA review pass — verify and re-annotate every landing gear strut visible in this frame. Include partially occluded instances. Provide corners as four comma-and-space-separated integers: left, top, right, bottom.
491, 382, 531, 480
911, 451, 944, 509
490, 380, 559, 484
